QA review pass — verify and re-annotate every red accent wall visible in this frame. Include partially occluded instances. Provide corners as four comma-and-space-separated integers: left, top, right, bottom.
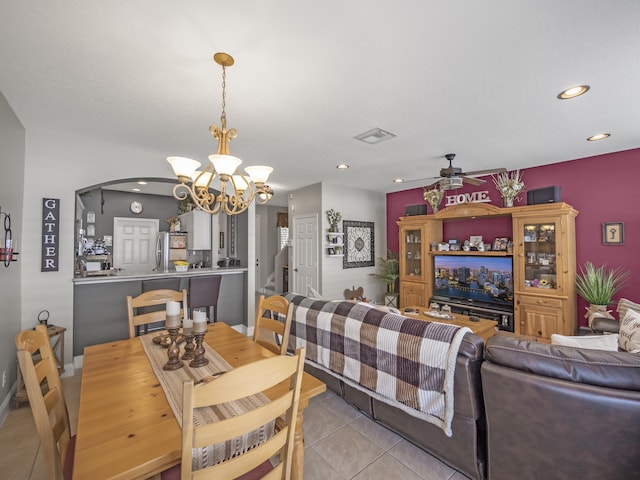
387, 148, 640, 326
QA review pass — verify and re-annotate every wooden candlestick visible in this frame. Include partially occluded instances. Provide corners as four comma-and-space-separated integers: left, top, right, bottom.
163, 326, 184, 371
189, 332, 209, 368
181, 333, 195, 360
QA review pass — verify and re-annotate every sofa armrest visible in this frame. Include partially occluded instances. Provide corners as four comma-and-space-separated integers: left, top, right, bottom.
591, 316, 620, 334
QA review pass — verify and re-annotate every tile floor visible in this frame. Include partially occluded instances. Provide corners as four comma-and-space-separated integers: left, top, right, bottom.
0, 372, 471, 480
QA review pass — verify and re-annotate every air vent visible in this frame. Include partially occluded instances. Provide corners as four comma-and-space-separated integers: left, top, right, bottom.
354, 128, 396, 144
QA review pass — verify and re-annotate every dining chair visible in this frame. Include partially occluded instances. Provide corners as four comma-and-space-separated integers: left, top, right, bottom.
162, 347, 306, 480
126, 288, 188, 338
15, 325, 75, 480
253, 294, 293, 355
187, 275, 222, 323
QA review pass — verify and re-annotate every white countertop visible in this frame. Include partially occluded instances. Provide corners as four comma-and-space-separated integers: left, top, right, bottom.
73, 266, 247, 285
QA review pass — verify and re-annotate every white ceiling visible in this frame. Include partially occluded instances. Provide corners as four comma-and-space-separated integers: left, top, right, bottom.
2, 1, 639, 205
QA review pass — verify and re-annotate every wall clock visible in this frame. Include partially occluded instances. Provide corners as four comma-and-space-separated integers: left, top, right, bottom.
130, 201, 143, 214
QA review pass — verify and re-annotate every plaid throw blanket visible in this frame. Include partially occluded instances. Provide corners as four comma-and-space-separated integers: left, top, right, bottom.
285, 294, 470, 436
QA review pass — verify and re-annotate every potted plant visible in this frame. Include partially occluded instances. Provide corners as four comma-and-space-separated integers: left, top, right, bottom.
374, 250, 400, 295
326, 209, 342, 232
576, 261, 630, 324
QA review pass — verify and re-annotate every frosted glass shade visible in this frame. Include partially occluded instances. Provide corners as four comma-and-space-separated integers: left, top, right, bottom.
167, 156, 201, 178
208, 154, 242, 176
231, 175, 249, 191
245, 165, 273, 184
192, 170, 215, 188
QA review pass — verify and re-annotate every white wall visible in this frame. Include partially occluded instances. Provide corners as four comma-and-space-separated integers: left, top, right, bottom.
321, 183, 387, 302
0, 92, 25, 415
21, 129, 174, 371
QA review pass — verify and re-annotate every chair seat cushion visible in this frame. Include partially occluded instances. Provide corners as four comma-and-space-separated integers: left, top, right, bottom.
63, 435, 76, 480
160, 459, 273, 480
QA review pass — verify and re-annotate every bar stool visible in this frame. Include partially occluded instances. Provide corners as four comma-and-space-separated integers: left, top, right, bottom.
188, 276, 222, 323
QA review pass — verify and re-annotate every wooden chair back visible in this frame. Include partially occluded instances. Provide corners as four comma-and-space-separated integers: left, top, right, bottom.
253, 295, 293, 355
15, 325, 72, 480
126, 288, 188, 338
181, 348, 306, 479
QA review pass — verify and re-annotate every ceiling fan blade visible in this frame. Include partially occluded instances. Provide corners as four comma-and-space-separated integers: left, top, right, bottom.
462, 176, 486, 186
422, 180, 441, 189
463, 167, 507, 177
402, 176, 440, 184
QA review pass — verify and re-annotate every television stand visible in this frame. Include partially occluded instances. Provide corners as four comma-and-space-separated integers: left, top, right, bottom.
430, 297, 514, 332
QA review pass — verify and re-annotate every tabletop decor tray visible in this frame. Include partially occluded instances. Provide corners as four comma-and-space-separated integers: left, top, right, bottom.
423, 310, 456, 320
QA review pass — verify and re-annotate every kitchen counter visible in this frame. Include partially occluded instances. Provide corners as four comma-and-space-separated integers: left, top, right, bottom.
72, 266, 247, 285
73, 267, 247, 356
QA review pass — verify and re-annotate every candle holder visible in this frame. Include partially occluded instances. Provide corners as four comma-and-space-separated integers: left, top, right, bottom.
181, 333, 195, 360
189, 331, 209, 368
163, 326, 184, 371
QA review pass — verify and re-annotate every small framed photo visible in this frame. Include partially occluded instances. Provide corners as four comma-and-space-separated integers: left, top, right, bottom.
86, 211, 95, 224
603, 222, 624, 245
493, 237, 508, 251
469, 235, 483, 248
328, 247, 335, 255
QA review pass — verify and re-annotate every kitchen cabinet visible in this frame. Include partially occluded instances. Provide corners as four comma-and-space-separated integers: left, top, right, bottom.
179, 210, 211, 250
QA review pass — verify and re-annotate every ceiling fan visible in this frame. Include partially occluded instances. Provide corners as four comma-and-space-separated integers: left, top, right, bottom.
407, 153, 507, 190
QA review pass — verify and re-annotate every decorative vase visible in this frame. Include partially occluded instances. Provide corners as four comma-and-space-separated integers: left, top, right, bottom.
330, 224, 338, 233
584, 304, 614, 327
503, 196, 515, 208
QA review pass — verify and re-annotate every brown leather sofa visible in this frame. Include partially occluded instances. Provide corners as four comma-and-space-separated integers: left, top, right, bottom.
482, 335, 640, 480
304, 331, 488, 480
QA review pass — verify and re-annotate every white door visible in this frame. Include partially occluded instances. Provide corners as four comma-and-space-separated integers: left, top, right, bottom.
255, 213, 262, 292
292, 214, 318, 295
113, 217, 159, 271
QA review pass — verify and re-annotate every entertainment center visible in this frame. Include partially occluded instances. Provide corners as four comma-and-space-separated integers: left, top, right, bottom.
397, 202, 578, 342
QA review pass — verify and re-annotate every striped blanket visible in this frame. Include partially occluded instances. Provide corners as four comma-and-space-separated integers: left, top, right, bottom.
285, 294, 470, 436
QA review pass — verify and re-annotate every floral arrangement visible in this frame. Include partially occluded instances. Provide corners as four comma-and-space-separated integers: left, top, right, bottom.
165, 216, 178, 226
492, 170, 524, 207
326, 209, 342, 226
423, 187, 445, 213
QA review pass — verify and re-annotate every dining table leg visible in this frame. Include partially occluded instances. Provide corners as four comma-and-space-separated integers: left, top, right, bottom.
291, 398, 309, 480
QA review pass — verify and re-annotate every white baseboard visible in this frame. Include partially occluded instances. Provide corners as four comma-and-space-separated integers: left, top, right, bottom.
0, 381, 18, 427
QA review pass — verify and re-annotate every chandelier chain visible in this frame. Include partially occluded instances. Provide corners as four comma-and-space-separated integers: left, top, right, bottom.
220, 65, 227, 130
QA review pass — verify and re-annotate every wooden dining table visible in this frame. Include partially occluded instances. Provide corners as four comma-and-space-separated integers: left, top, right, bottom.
73, 322, 326, 480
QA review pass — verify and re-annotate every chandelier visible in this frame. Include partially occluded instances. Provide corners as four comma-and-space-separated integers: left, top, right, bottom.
167, 52, 273, 215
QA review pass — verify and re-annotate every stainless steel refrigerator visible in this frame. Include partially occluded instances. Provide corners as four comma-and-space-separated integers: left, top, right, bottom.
155, 232, 187, 272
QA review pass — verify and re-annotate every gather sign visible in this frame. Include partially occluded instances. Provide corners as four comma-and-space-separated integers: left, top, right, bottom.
42, 198, 59, 272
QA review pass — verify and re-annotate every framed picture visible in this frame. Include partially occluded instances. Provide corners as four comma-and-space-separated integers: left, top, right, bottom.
493, 237, 508, 251
469, 235, 483, 247
603, 222, 624, 245
328, 247, 335, 255
86, 211, 95, 224
343, 220, 375, 268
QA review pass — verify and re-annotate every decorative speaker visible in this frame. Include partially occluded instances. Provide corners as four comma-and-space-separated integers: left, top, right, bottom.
527, 186, 561, 205
405, 204, 428, 216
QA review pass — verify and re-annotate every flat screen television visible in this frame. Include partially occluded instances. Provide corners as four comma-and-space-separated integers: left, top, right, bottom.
432, 255, 513, 311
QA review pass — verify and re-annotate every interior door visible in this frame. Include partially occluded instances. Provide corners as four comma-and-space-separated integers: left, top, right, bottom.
113, 217, 159, 271
292, 214, 318, 295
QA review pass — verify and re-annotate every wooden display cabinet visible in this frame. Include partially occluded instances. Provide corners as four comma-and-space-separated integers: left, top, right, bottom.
397, 216, 442, 309
512, 203, 578, 341
397, 202, 578, 342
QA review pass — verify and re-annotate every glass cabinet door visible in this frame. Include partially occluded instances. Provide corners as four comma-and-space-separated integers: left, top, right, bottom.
522, 222, 557, 290
401, 226, 425, 281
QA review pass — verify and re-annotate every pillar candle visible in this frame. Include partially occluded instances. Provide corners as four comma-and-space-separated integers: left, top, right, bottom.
193, 310, 207, 333
182, 317, 193, 335
166, 301, 180, 316
165, 301, 181, 328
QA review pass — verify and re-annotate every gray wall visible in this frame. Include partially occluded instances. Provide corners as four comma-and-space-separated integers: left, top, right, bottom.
0, 91, 25, 418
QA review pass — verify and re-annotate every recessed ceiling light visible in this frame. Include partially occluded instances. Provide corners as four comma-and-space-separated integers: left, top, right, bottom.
393, 178, 405, 183
132, 188, 141, 192
557, 85, 590, 99
336, 164, 350, 169
354, 128, 396, 144
587, 133, 611, 141
137, 181, 148, 185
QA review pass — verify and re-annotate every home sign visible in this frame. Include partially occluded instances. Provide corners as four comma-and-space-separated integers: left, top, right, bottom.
444, 190, 492, 207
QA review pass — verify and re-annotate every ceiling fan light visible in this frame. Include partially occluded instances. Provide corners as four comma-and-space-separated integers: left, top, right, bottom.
167, 156, 201, 180
209, 154, 242, 176
245, 165, 273, 184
